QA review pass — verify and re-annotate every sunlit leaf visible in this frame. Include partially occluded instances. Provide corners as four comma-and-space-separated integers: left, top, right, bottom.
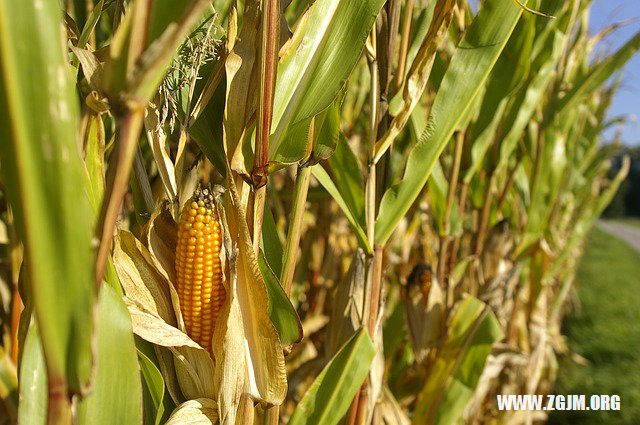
289, 328, 375, 425
375, 0, 525, 245
0, 0, 95, 393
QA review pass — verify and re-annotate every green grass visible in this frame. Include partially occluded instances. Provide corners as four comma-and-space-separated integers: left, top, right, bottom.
549, 228, 640, 425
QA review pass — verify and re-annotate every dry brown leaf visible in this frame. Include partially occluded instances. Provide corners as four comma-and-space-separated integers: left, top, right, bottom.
213, 292, 245, 425
326, 249, 368, 357
124, 298, 199, 349
380, 386, 411, 425
374, 0, 456, 161
114, 230, 177, 326
144, 103, 177, 202
406, 277, 444, 364
124, 296, 216, 399
144, 202, 185, 331
224, 171, 287, 405
172, 346, 216, 400
166, 398, 218, 425
155, 346, 184, 405
223, 1, 260, 177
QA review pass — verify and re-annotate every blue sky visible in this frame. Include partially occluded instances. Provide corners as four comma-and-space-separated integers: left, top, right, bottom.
468, 0, 640, 145
589, 0, 640, 146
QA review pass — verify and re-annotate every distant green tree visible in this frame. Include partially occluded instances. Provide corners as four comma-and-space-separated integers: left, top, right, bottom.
604, 146, 640, 217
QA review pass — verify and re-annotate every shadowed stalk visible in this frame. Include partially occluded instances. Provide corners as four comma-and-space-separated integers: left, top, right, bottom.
112, 0, 124, 32
350, 26, 382, 425
96, 0, 155, 286
437, 131, 464, 292
395, 0, 414, 91
471, 172, 496, 295
448, 180, 468, 306
48, 376, 72, 425
7, 209, 22, 363
95, 108, 145, 286
253, 0, 280, 257
496, 161, 519, 211
280, 165, 312, 296
241, 396, 255, 425
130, 147, 155, 225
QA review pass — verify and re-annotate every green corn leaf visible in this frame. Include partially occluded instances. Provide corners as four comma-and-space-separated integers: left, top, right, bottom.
258, 251, 303, 345
289, 328, 376, 425
268, 0, 386, 164
261, 203, 284, 278
375, 0, 524, 245
413, 297, 503, 425
190, 71, 227, 176
104, 0, 211, 103
137, 339, 174, 425
463, 13, 535, 182
311, 94, 343, 163
76, 284, 143, 425
0, 0, 95, 393
312, 158, 371, 254
496, 28, 566, 172
326, 135, 366, 228
17, 322, 47, 425
148, 0, 193, 45
77, 0, 104, 50
555, 30, 640, 116
545, 157, 630, 280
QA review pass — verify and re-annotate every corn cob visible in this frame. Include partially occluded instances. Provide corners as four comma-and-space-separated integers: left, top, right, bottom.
175, 187, 224, 353
407, 263, 433, 303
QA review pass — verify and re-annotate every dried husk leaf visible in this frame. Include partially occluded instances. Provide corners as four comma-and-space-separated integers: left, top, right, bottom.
171, 345, 216, 400
210, 195, 245, 425
223, 1, 260, 177
223, 173, 287, 405
380, 385, 411, 425
145, 104, 178, 203
144, 201, 185, 331
463, 347, 528, 421
213, 290, 245, 425
70, 46, 104, 92
124, 298, 216, 399
166, 398, 218, 425
155, 346, 184, 405
114, 230, 177, 326
234, 398, 254, 425
406, 278, 444, 364
116, 220, 216, 401
144, 197, 178, 283
326, 249, 368, 356
124, 298, 199, 349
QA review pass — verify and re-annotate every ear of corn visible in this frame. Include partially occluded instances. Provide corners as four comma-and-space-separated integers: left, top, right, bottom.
175, 186, 224, 353
408, 263, 433, 303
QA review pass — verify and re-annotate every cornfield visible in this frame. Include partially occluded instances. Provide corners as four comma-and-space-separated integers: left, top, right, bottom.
0, 0, 638, 424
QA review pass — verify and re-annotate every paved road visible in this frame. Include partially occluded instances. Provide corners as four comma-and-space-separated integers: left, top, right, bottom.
596, 220, 640, 253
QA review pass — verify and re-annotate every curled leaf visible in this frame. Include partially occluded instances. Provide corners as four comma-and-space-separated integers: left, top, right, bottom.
144, 202, 185, 331
166, 398, 218, 425
213, 291, 245, 425
223, 173, 287, 405
405, 275, 444, 365
114, 230, 176, 326
171, 346, 216, 401
124, 298, 199, 349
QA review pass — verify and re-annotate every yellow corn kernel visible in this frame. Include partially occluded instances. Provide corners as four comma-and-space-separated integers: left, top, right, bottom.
175, 186, 224, 353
